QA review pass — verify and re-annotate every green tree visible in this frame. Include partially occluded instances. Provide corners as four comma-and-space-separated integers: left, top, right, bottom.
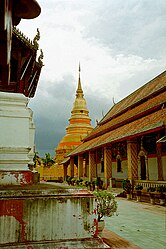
42, 153, 55, 167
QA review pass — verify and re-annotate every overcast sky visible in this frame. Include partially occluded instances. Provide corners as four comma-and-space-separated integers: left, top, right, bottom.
18, 0, 166, 157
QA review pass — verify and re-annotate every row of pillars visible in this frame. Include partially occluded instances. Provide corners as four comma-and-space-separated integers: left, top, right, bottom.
66, 147, 112, 186
64, 139, 164, 183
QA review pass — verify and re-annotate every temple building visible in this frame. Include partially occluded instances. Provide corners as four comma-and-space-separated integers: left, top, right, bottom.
55, 65, 93, 177
0, 2, 104, 248
68, 70, 166, 188
0, 0, 43, 185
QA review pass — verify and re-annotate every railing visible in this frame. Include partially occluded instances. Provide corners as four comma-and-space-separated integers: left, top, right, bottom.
134, 180, 166, 189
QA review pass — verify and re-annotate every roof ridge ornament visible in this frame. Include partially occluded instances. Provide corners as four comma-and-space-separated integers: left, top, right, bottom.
13, 27, 34, 47
112, 96, 116, 105
38, 49, 44, 66
33, 28, 40, 49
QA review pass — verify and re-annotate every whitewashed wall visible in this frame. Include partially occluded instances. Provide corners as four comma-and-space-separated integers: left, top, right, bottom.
0, 92, 34, 185
112, 160, 128, 179
0, 194, 96, 246
148, 157, 158, 180
162, 156, 166, 180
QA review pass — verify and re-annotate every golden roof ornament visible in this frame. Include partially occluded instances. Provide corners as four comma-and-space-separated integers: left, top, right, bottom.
33, 28, 40, 49
38, 49, 44, 66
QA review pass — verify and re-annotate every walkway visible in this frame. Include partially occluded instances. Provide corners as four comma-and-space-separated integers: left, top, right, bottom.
103, 197, 166, 249
102, 229, 141, 249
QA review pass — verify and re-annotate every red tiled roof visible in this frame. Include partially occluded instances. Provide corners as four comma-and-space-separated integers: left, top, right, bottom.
86, 91, 166, 140
100, 70, 166, 123
69, 108, 166, 156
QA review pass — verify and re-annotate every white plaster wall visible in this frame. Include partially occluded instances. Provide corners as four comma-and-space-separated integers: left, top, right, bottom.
112, 160, 128, 179
0, 196, 96, 244
0, 92, 35, 184
28, 108, 35, 166
97, 163, 104, 178
0, 216, 20, 243
162, 156, 166, 180
0, 93, 30, 147
148, 157, 158, 180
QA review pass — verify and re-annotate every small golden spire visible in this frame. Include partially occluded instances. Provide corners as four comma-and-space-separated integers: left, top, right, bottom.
78, 62, 81, 82
76, 62, 83, 97
79, 62, 81, 72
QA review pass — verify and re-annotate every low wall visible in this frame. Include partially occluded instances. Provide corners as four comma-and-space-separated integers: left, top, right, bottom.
0, 187, 97, 247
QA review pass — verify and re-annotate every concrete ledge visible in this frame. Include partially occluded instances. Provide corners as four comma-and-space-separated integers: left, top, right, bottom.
0, 238, 110, 248
0, 183, 94, 198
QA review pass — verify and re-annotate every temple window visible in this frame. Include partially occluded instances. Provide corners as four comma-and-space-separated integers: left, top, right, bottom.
101, 160, 104, 173
116, 145, 122, 172
117, 157, 122, 172
143, 134, 156, 154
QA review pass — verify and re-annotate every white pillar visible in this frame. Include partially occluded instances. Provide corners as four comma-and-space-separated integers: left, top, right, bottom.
0, 92, 34, 185
28, 108, 36, 168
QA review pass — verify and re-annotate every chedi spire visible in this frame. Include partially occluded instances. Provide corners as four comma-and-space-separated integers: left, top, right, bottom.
55, 65, 93, 164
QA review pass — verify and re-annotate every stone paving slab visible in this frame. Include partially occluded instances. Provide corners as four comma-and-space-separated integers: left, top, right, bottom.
102, 229, 141, 249
104, 198, 166, 249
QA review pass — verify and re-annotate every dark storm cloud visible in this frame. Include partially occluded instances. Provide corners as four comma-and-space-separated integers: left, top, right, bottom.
29, 75, 76, 156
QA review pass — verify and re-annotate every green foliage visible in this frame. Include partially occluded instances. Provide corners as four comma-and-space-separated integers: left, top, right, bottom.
95, 177, 101, 186
93, 190, 118, 221
122, 179, 132, 194
33, 151, 39, 167
66, 176, 74, 185
134, 184, 143, 191
147, 187, 156, 192
156, 185, 166, 199
156, 185, 166, 193
95, 177, 103, 189
71, 177, 76, 182
42, 153, 55, 167
83, 180, 90, 187
91, 180, 95, 185
76, 178, 83, 186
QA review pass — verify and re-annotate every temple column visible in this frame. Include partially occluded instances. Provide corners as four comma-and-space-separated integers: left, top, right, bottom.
28, 108, 36, 169
84, 159, 88, 177
78, 154, 83, 178
63, 164, 67, 181
88, 151, 96, 181
156, 140, 163, 181
127, 139, 138, 181
103, 147, 112, 187
70, 158, 74, 177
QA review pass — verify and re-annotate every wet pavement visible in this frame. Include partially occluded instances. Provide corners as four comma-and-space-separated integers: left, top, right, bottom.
104, 197, 166, 249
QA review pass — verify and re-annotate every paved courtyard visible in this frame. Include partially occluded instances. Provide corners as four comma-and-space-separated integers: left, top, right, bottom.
104, 197, 166, 249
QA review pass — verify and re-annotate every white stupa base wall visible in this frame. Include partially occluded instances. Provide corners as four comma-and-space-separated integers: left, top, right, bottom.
0, 92, 35, 185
